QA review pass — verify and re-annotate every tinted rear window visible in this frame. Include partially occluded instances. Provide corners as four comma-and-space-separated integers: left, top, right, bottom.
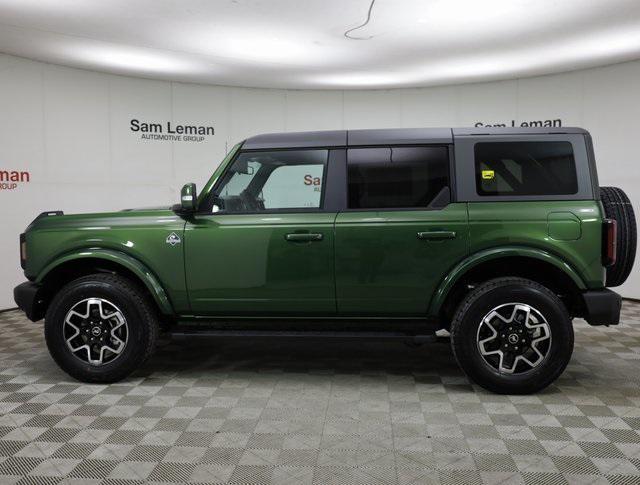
348, 146, 449, 209
475, 141, 578, 196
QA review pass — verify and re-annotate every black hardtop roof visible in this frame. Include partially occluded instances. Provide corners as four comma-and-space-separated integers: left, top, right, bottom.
242, 127, 588, 150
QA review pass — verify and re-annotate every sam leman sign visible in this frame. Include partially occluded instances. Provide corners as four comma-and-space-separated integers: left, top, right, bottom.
130, 119, 214, 142
474, 118, 563, 128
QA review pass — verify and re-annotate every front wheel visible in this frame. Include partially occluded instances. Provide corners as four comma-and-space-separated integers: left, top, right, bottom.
45, 274, 158, 383
450, 277, 573, 394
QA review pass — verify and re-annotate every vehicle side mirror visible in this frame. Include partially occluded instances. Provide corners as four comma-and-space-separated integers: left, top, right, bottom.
175, 183, 197, 214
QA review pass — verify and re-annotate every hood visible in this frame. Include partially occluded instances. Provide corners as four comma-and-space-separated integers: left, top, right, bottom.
25, 207, 178, 233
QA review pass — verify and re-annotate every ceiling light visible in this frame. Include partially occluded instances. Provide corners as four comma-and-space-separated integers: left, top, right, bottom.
0, 0, 639, 89
67, 44, 201, 74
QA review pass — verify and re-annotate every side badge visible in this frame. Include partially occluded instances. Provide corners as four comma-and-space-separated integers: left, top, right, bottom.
166, 232, 181, 246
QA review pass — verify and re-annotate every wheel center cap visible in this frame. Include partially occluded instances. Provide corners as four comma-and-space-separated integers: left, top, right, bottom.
507, 333, 519, 344
91, 326, 102, 337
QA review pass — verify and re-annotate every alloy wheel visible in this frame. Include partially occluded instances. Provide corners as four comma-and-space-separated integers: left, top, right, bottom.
476, 302, 552, 375
63, 298, 128, 366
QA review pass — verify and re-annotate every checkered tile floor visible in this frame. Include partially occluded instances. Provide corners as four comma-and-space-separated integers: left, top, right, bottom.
1, 304, 640, 485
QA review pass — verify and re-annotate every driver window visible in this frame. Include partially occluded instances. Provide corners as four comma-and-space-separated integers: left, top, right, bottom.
262, 164, 324, 209
212, 149, 327, 213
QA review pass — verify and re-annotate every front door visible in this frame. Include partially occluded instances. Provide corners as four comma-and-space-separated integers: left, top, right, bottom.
335, 146, 469, 316
185, 148, 336, 315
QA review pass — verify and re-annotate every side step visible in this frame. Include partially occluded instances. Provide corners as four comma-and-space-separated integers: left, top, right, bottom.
169, 328, 445, 343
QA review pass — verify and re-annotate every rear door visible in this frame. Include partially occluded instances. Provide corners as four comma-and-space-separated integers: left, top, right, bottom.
335, 146, 469, 316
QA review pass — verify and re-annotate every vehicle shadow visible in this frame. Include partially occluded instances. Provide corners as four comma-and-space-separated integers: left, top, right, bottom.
135, 335, 470, 386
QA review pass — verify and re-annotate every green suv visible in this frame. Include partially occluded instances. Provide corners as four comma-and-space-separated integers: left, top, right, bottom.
14, 127, 636, 393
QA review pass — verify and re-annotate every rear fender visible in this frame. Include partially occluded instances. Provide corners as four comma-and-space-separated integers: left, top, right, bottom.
428, 246, 587, 316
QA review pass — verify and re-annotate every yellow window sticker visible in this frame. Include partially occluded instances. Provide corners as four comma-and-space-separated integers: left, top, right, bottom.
482, 169, 495, 180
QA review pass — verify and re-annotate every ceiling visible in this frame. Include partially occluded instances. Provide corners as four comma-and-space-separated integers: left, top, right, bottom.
1, 0, 640, 90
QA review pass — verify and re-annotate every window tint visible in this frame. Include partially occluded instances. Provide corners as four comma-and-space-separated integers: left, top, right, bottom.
347, 146, 449, 209
213, 150, 327, 212
475, 142, 578, 196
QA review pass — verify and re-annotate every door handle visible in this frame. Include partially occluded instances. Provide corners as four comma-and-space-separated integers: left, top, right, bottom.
285, 233, 324, 242
417, 231, 456, 241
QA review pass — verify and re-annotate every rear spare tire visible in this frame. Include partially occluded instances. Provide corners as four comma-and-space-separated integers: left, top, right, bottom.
600, 186, 637, 287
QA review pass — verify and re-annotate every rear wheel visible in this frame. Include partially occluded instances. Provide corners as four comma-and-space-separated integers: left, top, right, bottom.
45, 274, 158, 383
450, 277, 573, 394
600, 186, 637, 287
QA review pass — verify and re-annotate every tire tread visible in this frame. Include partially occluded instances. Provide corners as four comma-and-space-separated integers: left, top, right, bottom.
600, 186, 636, 287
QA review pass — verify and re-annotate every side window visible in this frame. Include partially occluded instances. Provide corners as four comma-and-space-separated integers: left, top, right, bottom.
212, 149, 327, 212
347, 146, 449, 209
475, 141, 578, 196
261, 164, 324, 209
218, 161, 260, 197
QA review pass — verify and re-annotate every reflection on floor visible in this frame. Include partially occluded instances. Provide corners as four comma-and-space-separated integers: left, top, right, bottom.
0, 303, 639, 484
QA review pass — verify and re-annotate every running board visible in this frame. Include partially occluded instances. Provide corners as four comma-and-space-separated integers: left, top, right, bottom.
169, 328, 444, 343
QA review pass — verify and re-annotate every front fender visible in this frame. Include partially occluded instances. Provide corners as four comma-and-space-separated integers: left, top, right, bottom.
36, 248, 174, 315
428, 246, 587, 316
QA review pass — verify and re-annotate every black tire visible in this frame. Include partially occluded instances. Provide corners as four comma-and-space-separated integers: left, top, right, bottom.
600, 186, 637, 287
44, 274, 158, 383
450, 277, 573, 394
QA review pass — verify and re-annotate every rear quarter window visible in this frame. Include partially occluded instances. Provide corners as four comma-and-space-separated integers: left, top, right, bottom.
475, 141, 578, 196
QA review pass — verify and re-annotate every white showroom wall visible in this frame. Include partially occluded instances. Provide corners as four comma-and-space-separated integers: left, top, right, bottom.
1, 53, 639, 309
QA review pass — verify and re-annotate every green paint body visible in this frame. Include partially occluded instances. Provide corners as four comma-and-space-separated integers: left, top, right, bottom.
21, 142, 605, 320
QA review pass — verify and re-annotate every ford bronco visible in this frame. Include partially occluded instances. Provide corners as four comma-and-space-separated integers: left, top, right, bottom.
14, 127, 636, 393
